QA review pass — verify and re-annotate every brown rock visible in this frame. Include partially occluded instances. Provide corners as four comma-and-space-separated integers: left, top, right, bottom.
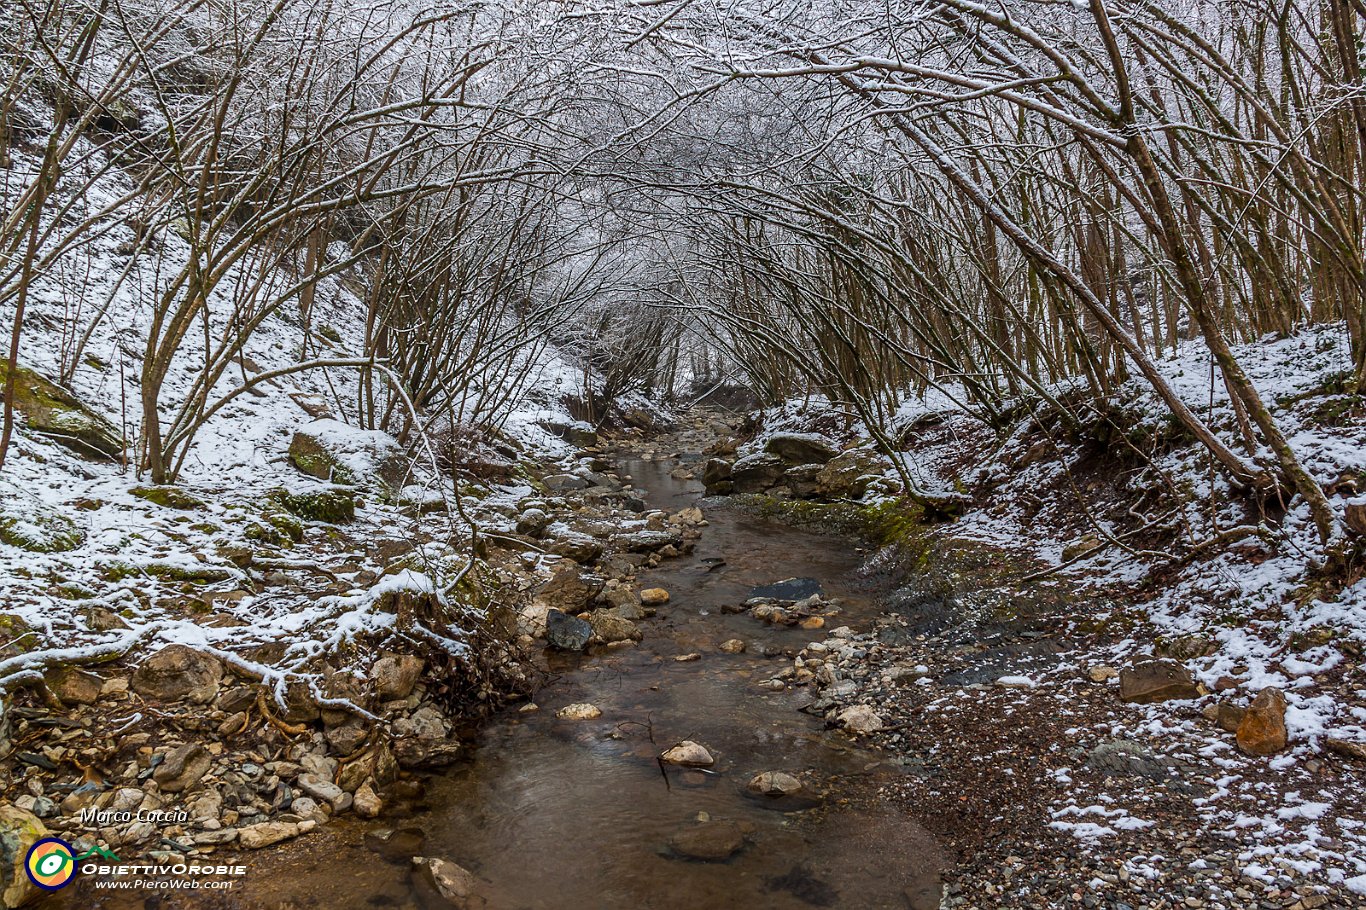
239, 819, 315, 849
131, 644, 223, 704
1345, 501, 1366, 537
353, 781, 383, 819
372, 653, 424, 700
411, 856, 488, 910
1118, 659, 1200, 704
45, 666, 102, 705
1326, 738, 1366, 761
536, 563, 600, 613
588, 611, 641, 644
666, 820, 751, 862
1215, 701, 1246, 734
1236, 687, 1288, 756
153, 743, 211, 792
640, 588, 670, 606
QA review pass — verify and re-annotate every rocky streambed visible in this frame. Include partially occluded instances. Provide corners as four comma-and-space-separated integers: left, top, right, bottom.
8, 410, 1359, 910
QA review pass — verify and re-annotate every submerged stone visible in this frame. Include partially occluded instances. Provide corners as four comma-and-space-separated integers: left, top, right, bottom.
751, 577, 823, 600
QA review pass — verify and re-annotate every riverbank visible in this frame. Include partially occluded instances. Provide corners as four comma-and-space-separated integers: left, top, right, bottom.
0, 406, 716, 907
4, 395, 1364, 910
682, 328, 1366, 909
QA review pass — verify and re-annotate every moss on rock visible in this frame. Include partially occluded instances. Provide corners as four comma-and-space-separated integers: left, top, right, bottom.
0, 360, 122, 460
269, 487, 356, 524
0, 489, 85, 553
131, 485, 205, 510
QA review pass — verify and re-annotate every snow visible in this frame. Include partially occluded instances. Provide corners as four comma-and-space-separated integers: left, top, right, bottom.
0, 93, 610, 705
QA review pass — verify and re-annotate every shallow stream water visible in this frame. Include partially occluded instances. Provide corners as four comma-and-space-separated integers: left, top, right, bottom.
50, 455, 945, 910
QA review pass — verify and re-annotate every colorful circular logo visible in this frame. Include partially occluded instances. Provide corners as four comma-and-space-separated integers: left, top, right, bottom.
25, 838, 77, 891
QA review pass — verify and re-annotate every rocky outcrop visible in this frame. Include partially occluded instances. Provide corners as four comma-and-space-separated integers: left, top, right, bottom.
702, 458, 733, 494
269, 487, 356, 524
0, 361, 122, 460
815, 448, 885, 499
764, 432, 839, 464
289, 419, 410, 496
730, 453, 785, 494
535, 418, 597, 448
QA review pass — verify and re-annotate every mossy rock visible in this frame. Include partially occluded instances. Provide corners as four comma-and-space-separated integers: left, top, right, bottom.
0, 614, 37, 655
131, 485, 205, 510
0, 360, 122, 459
0, 488, 85, 552
0, 804, 51, 908
50, 582, 96, 601
287, 419, 408, 498
244, 511, 304, 547
1288, 626, 1338, 651
269, 488, 356, 524
99, 559, 235, 584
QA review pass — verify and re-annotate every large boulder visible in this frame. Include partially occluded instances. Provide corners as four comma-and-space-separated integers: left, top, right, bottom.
702, 458, 733, 495
131, 644, 224, 704
0, 485, 84, 552
781, 463, 823, 498
729, 453, 785, 494
0, 361, 121, 460
815, 448, 885, 500
1118, 659, 1200, 704
764, 433, 838, 465
269, 486, 356, 524
289, 419, 410, 496
0, 806, 48, 907
535, 419, 597, 448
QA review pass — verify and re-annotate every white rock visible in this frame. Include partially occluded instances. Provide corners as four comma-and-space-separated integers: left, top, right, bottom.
296, 772, 345, 807
747, 771, 803, 797
837, 705, 884, 734
995, 675, 1036, 688
238, 819, 315, 849
661, 740, 715, 767
556, 703, 602, 721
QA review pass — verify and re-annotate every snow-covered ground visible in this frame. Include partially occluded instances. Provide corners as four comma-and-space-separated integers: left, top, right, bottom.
0, 126, 604, 700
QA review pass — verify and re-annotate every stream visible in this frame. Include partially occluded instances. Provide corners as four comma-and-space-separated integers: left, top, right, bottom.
57, 453, 947, 910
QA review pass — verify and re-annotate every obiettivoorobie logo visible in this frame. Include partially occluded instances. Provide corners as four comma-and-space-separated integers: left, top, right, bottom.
24, 838, 120, 891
